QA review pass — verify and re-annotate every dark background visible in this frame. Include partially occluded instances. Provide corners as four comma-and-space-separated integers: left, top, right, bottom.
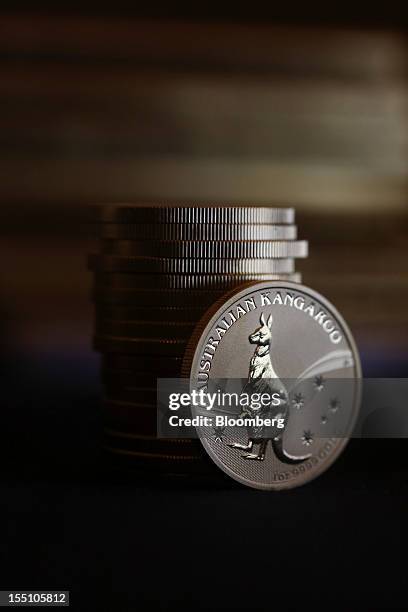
1, 5, 407, 610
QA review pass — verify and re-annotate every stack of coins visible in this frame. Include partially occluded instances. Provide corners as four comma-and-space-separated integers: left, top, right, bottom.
88, 205, 308, 471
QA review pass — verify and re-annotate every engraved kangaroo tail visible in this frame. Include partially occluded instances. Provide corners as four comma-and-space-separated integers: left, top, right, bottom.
272, 437, 311, 465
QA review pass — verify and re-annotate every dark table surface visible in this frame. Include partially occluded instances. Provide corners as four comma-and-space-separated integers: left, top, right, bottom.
1, 351, 407, 611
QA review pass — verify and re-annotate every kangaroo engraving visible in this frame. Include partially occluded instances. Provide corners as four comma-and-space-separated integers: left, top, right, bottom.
228, 312, 311, 463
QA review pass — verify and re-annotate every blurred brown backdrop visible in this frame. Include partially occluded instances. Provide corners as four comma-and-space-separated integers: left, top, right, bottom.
1, 10, 407, 609
1, 10, 407, 376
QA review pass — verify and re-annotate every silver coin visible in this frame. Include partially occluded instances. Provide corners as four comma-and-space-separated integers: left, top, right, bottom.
182, 281, 361, 490
101, 239, 308, 259
88, 254, 296, 274
92, 287, 243, 307
95, 305, 205, 323
104, 428, 200, 453
102, 354, 183, 373
95, 319, 196, 339
101, 369, 158, 387
104, 428, 202, 462
104, 428, 199, 453
93, 223, 298, 241
103, 399, 161, 433
89, 205, 295, 225
104, 386, 157, 404
104, 399, 192, 443
93, 272, 294, 289
93, 272, 301, 290
93, 335, 187, 356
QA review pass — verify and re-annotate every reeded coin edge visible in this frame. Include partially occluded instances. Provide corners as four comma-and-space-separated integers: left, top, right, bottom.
95, 224, 298, 240
101, 239, 308, 259
88, 254, 297, 273
89, 205, 295, 225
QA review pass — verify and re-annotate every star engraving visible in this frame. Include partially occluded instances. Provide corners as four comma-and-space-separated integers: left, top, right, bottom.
321, 415, 328, 425
212, 426, 225, 442
314, 375, 324, 391
301, 430, 314, 446
292, 392, 305, 410
329, 398, 340, 413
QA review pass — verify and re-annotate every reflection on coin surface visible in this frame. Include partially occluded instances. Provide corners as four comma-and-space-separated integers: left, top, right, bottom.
182, 281, 361, 490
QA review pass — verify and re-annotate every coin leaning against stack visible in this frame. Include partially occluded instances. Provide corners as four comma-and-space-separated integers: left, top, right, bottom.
88, 205, 308, 471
